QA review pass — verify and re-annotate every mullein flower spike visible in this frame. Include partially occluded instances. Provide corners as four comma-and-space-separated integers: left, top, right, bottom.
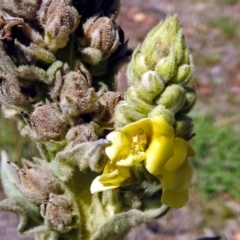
0, 1, 196, 238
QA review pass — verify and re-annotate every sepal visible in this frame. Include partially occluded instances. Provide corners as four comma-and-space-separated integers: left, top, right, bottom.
51, 139, 109, 181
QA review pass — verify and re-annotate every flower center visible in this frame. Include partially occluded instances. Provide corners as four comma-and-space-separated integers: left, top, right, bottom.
131, 128, 148, 154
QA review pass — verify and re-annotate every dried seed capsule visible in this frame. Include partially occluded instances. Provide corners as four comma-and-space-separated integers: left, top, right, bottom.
16, 159, 62, 204
66, 123, 98, 148
78, 15, 120, 65
59, 71, 97, 117
40, 193, 74, 233
0, 73, 36, 109
0, 0, 41, 20
23, 103, 67, 141
39, 0, 80, 51
91, 90, 121, 123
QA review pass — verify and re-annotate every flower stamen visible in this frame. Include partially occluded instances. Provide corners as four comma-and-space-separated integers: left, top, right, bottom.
131, 128, 148, 154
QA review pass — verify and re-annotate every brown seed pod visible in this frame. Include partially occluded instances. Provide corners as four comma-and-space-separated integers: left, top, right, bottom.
78, 15, 120, 65
15, 159, 63, 204
23, 103, 67, 141
38, 0, 80, 51
40, 193, 74, 232
59, 71, 97, 117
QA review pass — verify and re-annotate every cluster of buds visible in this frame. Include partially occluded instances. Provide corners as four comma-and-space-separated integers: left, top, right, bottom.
0, 2, 196, 240
115, 15, 196, 141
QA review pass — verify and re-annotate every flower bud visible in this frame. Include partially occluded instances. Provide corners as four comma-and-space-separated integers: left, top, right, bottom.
78, 15, 120, 65
16, 159, 62, 204
125, 86, 153, 114
174, 115, 194, 140
113, 110, 132, 129
127, 15, 193, 85
134, 71, 165, 103
127, 45, 149, 84
59, 71, 98, 117
39, 0, 80, 51
114, 101, 147, 128
180, 87, 197, 114
155, 84, 186, 114
141, 15, 180, 68
154, 53, 177, 82
148, 105, 175, 125
169, 59, 193, 85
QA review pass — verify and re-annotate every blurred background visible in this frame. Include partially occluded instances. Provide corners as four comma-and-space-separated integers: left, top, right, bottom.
1, 0, 240, 239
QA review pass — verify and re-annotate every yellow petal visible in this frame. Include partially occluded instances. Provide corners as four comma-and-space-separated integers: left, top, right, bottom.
160, 160, 193, 192
159, 160, 193, 208
117, 152, 146, 167
151, 117, 174, 138
186, 141, 195, 157
122, 118, 153, 137
164, 138, 187, 171
161, 189, 189, 208
145, 136, 174, 175
90, 176, 119, 193
100, 162, 131, 185
105, 131, 131, 160
117, 166, 132, 178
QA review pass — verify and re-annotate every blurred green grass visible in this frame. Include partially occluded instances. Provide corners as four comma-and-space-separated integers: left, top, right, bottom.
218, 0, 238, 5
211, 16, 240, 40
191, 114, 240, 200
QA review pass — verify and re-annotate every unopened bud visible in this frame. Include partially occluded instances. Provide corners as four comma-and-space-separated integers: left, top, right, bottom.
125, 86, 153, 114
155, 84, 186, 114
127, 45, 149, 84
174, 115, 194, 140
141, 15, 180, 67
128, 15, 193, 86
180, 86, 197, 114
154, 54, 177, 82
148, 105, 175, 125
114, 101, 147, 128
170, 55, 193, 85
134, 71, 165, 102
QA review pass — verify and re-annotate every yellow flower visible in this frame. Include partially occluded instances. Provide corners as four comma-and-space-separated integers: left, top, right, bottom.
90, 117, 195, 208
